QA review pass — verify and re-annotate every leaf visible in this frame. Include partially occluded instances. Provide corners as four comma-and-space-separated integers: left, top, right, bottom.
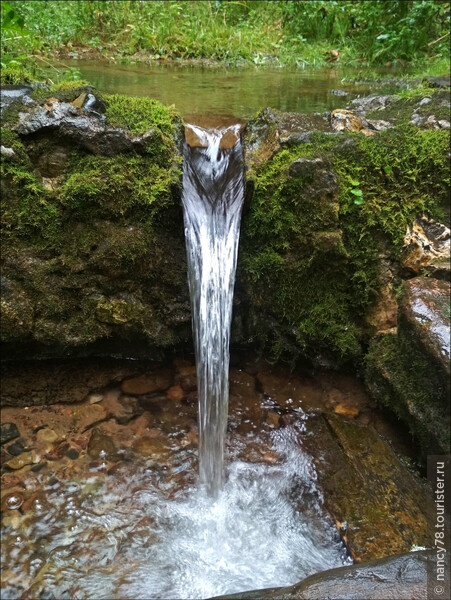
383, 165, 392, 174
354, 197, 364, 205
349, 178, 360, 186
350, 188, 363, 196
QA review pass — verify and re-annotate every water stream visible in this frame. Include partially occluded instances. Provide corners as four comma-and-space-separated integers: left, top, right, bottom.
181, 124, 244, 496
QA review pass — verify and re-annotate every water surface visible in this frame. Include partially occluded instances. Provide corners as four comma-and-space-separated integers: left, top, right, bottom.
55, 60, 396, 122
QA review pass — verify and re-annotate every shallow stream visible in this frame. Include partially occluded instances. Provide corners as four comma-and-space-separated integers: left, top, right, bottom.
53, 60, 399, 123
1, 357, 425, 600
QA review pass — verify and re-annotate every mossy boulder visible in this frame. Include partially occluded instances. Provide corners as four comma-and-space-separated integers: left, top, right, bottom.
365, 277, 450, 456
1, 86, 449, 375
239, 91, 449, 366
1, 87, 188, 357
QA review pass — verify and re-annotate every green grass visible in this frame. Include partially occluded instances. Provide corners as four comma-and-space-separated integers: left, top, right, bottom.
1, 0, 449, 84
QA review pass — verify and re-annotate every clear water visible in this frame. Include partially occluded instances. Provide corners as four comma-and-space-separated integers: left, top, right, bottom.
181, 124, 244, 495
1, 423, 350, 600
53, 60, 398, 123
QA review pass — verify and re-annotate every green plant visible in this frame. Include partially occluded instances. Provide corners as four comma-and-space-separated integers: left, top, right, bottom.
349, 177, 363, 205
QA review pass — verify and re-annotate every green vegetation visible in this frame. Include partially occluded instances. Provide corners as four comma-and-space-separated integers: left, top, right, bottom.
365, 329, 450, 455
241, 92, 449, 364
1, 0, 449, 84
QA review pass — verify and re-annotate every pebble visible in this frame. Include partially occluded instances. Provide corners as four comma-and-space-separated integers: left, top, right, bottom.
121, 370, 172, 395
65, 448, 79, 460
88, 393, 104, 404
334, 403, 360, 418
72, 404, 108, 432
132, 437, 172, 463
5, 451, 34, 470
261, 451, 282, 464
166, 385, 184, 402
0, 422, 20, 445
6, 438, 28, 456
45, 442, 70, 460
101, 391, 140, 424
36, 428, 59, 444
266, 411, 280, 428
87, 428, 117, 460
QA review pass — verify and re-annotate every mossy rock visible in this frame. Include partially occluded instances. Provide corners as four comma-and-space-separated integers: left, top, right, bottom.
238, 103, 449, 366
365, 276, 450, 457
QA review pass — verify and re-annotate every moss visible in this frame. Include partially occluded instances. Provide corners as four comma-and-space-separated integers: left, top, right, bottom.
102, 93, 181, 142
365, 332, 450, 456
241, 118, 449, 365
59, 153, 176, 223
1, 143, 61, 244
367, 89, 451, 124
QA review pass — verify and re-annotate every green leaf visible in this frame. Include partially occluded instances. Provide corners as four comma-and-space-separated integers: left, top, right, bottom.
354, 197, 364, 205
350, 188, 363, 196
349, 178, 360, 186
384, 165, 392, 174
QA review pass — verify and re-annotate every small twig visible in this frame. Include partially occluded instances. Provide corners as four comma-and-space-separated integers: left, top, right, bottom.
33, 54, 73, 73
428, 31, 450, 46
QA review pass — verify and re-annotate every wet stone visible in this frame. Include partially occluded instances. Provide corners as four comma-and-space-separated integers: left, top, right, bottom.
101, 390, 140, 424
0, 422, 20, 445
121, 370, 173, 395
166, 385, 184, 402
45, 441, 70, 460
132, 436, 172, 463
334, 403, 360, 418
87, 428, 118, 460
229, 370, 256, 398
36, 428, 59, 444
65, 448, 79, 460
72, 404, 108, 432
4, 451, 34, 470
6, 438, 29, 456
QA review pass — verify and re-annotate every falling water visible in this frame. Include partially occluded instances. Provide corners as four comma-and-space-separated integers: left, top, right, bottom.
181, 124, 245, 495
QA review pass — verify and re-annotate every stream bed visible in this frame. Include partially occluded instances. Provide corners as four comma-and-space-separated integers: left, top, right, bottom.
1, 357, 432, 599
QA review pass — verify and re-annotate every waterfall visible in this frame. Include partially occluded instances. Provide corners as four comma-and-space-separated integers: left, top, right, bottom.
181, 123, 245, 496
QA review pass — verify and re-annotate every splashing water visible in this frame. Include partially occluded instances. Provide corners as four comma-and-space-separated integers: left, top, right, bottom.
181, 124, 245, 495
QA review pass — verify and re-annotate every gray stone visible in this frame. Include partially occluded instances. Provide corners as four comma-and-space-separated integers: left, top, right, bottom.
423, 75, 451, 88
211, 550, 433, 599
14, 97, 159, 156
402, 277, 450, 377
0, 422, 20, 445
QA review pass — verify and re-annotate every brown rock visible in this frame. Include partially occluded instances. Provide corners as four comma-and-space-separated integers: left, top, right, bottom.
266, 411, 280, 428
402, 216, 450, 273
5, 451, 34, 470
36, 428, 59, 444
70, 92, 87, 109
130, 412, 154, 435
87, 428, 117, 460
45, 441, 70, 460
334, 403, 360, 418
176, 365, 197, 392
302, 413, 433, 561
1, 474, 23, 489
132, 436, 172, 463
331, 109, 363, 132
261, 451, 282, 464
166, 385, 184, 402
366, 284, 398, 334
101, 390, 140, 424
279, 412, 298, 427
402, 277, 450, 377
121, 370, 172, 395
185, 125, 240, 149
72, 404, 108, 432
